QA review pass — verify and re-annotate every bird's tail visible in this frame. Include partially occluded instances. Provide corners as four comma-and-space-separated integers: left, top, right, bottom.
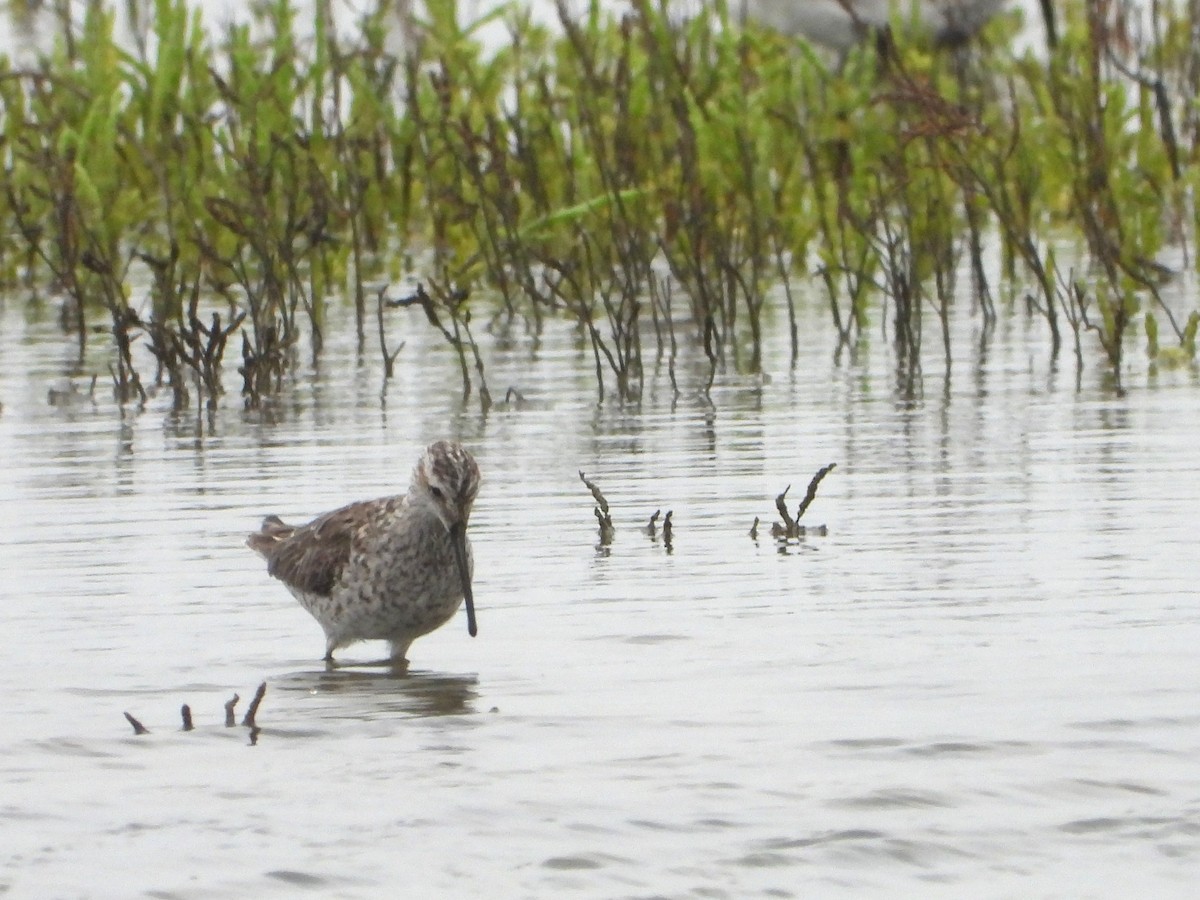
246, 514, 294, 557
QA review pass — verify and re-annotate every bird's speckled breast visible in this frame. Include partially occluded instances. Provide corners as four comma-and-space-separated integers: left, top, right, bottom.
375, 516, 472, 627
297, 505, 473, 645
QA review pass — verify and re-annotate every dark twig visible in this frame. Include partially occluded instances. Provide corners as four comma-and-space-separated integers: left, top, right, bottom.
224, 693, 240, 727
580, 471, 614, 544
593, 507, 615, 545
795, 463, 837, 521
124, 712, 149, 735
242, 682, 267, 728
578, 471, 609, 515
1039, 0, 1058, 51
770, 464, 838, 540
375, 285, 405, 378
1102, 47, 1181, 181
774, 485, 796, 533
181, 704, 194, 731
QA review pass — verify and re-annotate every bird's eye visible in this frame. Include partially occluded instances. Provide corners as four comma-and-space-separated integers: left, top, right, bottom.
430, 486, 445, 500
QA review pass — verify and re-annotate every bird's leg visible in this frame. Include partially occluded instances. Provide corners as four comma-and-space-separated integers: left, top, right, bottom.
386, 639, 413, 671
326, 642, 410, 669
324, 636, 339, 667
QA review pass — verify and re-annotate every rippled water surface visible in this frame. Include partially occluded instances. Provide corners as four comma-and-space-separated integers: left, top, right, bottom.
2, 291, 1199, 898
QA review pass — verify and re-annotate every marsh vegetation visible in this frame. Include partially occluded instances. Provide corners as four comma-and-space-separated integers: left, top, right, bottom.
1, 0, 1197, 411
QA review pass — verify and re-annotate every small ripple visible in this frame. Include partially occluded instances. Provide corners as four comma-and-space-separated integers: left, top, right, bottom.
695, 817, 741, 830
902, 740, 1034, 757
65, 684, 232, 698
839, 836, 974, 867
1069, 718, 1143, 732
628, 818, 682, 832
265, 869, 329, 887
823, 737, 1036, 759
826, 737, 905, 751
1069, 778, 1166, 797
760, 829, 886, 850
1061, 816, 1165, 835
1060, 815, 1196, 838
542, 852, 630, 870
622, 633, 690, 645
27, 739, 118, 760
734, 851, 796, 868
1069, 715, 1200, 732
0, 804, 58, 822
741, 829, 977, 871
830, 788, 955, 810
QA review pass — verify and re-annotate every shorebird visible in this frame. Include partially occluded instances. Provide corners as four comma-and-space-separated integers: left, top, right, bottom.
247, 440, 481, 666
742, 0, 1008, 52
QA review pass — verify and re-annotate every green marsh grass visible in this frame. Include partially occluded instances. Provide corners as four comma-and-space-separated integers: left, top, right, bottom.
1, 0, 1198, 409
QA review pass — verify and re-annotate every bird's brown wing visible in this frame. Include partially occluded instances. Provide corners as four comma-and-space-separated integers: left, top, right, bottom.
251, 503, 370, 597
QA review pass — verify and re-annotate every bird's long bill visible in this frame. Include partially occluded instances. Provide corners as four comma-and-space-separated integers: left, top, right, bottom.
450, 522, 477, 637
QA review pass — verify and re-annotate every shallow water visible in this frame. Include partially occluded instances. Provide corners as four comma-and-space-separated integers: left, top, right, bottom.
1, 281, 1199, 900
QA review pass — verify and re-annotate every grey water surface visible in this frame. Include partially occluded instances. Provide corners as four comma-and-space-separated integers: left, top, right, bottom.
1, 288, 1198, 899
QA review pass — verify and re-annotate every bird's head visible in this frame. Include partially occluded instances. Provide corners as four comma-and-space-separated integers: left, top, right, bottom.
411, 441, 482, 637
411, 440, 481, 532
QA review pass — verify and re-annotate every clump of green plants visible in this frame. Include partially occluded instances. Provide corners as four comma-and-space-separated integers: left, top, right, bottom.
1, 0, 1197, 411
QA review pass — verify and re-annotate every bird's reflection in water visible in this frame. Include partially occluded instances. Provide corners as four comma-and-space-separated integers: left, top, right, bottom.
275, 666, 479, 720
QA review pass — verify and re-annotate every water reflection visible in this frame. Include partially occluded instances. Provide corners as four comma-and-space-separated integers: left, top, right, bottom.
273, 668, 480, 720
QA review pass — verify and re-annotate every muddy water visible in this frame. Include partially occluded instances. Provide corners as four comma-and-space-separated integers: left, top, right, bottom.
1, 287, 1198, 899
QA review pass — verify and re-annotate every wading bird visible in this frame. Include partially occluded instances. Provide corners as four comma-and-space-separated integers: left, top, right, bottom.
742, 0, 1008, 51
248, 440, 481, 666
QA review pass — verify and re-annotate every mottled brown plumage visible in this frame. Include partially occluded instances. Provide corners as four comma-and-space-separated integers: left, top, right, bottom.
248, 441, 481, 664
